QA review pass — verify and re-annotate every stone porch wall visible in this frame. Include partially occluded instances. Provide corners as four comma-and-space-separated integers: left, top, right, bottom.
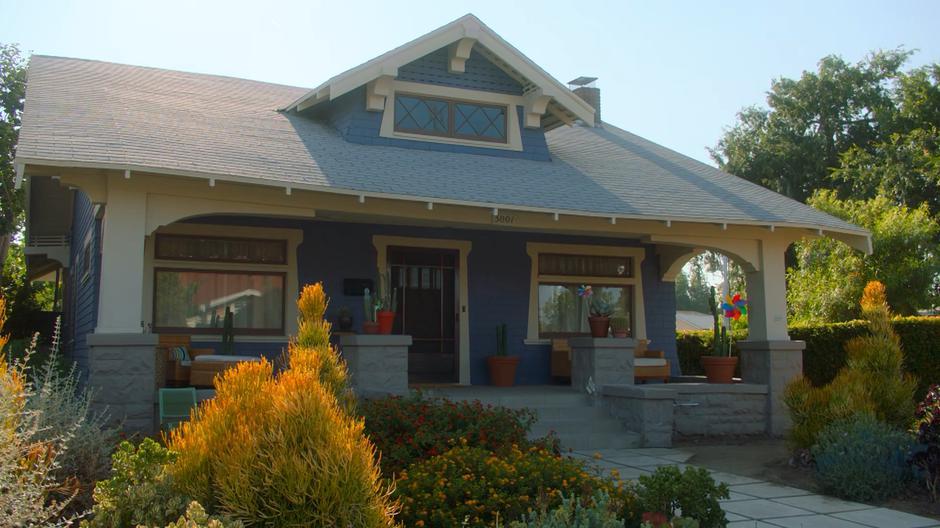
602, 382, 770, 447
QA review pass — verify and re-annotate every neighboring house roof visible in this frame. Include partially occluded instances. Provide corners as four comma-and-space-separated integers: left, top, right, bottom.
676, 310, 715, 332
16, 54, 869, 243
280, 14, 595, 128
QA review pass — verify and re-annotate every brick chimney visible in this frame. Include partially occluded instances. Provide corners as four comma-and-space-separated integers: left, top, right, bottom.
569, 76, 600, 126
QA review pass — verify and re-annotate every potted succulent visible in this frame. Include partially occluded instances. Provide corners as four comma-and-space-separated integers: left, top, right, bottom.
578, 285, 615, 338
700, 287, 747, 383
361, 288, 380, 334
374, 269, 398, 335
486, 323, 519, 387
610, 314, 630, 338
336, 306, 354, 332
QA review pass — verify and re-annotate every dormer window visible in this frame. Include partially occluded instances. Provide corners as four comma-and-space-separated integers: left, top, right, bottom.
394, 94, 507, 143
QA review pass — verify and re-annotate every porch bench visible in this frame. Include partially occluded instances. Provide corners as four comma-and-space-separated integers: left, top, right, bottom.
157, 335, 215, 387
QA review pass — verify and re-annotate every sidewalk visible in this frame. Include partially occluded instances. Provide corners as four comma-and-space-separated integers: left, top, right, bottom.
567, 448, 940, 528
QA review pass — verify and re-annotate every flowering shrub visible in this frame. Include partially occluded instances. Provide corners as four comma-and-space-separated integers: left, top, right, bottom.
163, 502, 243, 528
910, 384, 940, 501
361, 392, 536, 475
393, 443, 635, 528
169, 283, 397, 527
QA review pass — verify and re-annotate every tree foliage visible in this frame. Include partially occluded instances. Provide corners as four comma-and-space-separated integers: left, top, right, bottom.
710, 50, 912, 202
788, 190, 940, 321
0, 43, 26, 266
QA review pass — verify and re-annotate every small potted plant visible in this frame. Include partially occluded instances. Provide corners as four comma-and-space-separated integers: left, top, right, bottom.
375, 269, 398, 335
578, 285, 614, 338
362, 288, 380, 334
336, 306, 354, 332
610, 314, 630, 338
486, 323, 519, 387
700, 287, 746, 383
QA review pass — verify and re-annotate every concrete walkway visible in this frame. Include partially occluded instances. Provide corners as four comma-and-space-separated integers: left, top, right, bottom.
567, 448, 939, 528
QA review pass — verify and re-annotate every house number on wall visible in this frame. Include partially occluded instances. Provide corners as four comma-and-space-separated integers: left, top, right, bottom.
492, 214, 516, 225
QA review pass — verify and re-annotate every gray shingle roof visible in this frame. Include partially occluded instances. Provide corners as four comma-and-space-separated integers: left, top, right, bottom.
17, 55, 866, 236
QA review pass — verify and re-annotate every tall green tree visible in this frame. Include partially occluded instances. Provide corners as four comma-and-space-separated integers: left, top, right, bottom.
788, 190, 940, 322
709, 50, 913, 203
0, 43, 27, 267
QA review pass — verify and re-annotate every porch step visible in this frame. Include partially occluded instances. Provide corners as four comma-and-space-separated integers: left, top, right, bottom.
421, 386, 641, 451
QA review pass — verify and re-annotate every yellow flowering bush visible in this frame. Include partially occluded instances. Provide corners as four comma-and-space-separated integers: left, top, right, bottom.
168, 283, 397, 527
394, 443, 635, 527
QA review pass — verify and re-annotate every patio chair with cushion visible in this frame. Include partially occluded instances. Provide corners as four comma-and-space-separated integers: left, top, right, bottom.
634, 339, 670, 383
158, 387, 197, 432
158, 335, 215, 387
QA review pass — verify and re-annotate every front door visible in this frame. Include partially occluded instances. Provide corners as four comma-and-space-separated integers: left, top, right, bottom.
388, 247, 459, 384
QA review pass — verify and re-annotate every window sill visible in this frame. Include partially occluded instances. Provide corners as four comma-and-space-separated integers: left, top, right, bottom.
523, 338, 551, 346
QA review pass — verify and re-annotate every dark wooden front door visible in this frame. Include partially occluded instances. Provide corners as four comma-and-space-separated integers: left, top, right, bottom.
388, 247, 459, 384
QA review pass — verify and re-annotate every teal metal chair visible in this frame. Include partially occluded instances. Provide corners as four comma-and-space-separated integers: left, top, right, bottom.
158, 387, 198, 432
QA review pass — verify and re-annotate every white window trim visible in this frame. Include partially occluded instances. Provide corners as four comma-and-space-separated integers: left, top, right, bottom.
372, 235, 473, 385
525, 242, 646, 344
379, 80, 524, 152
143, 223, 304, 341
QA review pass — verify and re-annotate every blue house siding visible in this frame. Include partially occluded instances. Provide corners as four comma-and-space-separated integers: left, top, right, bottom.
313, 45, 551, 161
288, 219, 679, 384
65, 191, 101, 380
397, 47, 523, 95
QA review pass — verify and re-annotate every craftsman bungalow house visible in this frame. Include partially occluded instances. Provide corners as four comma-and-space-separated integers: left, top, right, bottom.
16, 15, 869, 437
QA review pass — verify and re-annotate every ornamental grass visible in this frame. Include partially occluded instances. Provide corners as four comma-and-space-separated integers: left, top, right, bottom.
168, 283, 398, 527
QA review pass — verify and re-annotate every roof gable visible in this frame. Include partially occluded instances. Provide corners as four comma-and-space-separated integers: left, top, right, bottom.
280, 14, 595, 129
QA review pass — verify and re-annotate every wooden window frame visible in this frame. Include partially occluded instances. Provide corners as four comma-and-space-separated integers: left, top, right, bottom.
152, 267, 287, 336
525, 243, 646, 343
393, 93, 508, 144
154, 233, 287, 265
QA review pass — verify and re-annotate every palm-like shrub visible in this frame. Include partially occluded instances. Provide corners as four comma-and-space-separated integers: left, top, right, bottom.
169, 283, 397, 527
784, 281, 916, 449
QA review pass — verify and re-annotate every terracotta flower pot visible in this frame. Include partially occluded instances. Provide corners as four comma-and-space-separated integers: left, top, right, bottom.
362, 321, 380, 334
487, 355, 520, 387
701, 355, 739, 384
612, 329, 629, 338
588, 316, 610, 338
376, 310, 396, 334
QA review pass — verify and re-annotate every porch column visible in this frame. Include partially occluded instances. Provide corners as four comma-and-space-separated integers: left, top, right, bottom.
740, 237, 805, 436
95, 176, 147, 334
340, 335, 412, 397
569, 337, 635, 397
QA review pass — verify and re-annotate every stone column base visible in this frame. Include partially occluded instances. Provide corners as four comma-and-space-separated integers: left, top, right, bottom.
738, 339, 805, 436
339, 335, 412, 397
86, 333, 159, 436
568, 337, 635, 396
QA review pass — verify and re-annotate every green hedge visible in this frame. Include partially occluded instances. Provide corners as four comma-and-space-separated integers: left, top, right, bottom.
676, 317, 940, 397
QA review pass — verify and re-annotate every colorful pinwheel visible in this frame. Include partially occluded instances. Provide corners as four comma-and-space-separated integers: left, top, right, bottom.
721, 293, 748, 320
577, 285, 593, 298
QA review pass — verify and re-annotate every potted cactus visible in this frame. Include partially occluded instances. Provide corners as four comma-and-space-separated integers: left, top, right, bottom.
221, 306, 235, 354
486, 323, 519, 387
362, 288, 380, 334
700, 287, 746, 383
374, 269, 398, 335
336, 306, 354, 332
578, 285, 614, 338
610, 314, 630, 338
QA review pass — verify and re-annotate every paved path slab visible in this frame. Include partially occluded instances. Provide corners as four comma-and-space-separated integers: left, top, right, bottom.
577, 448, 940, 527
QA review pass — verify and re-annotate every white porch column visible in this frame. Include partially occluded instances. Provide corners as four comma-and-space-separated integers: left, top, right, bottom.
744, 238, 789, 341
95, 176, 147, 334
740, 237, 805, 436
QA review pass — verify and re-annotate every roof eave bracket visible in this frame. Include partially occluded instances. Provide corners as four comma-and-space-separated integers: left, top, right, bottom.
448, 38, 476, 73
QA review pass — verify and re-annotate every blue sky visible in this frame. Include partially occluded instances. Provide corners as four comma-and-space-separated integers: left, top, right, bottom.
2, 0, 938, 164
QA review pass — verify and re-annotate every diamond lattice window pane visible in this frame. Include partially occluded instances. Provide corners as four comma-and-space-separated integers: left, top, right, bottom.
455, 103, 506, 140
395, 96, 448, 134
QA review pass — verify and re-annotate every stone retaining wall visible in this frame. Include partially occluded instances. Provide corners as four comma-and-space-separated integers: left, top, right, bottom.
602, 382, 769, 447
